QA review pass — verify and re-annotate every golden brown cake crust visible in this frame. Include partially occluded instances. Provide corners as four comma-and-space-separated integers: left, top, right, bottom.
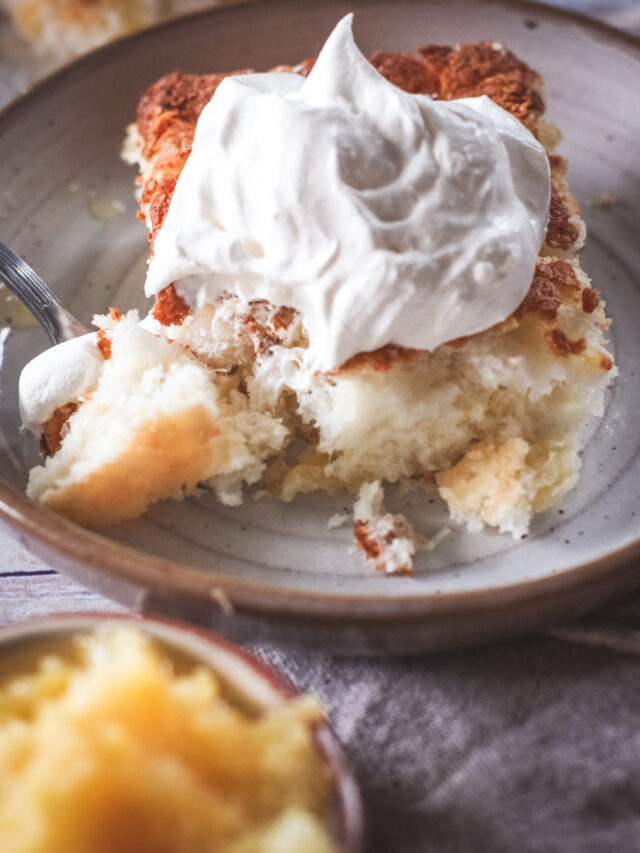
135, 42, 550, 244
515, 260, 579, 321
95, 328, 112, 360
330, 344, 420, 375
152, 282, 191, 326
353, 519, 413, 576
40, 402, 78, 458
137, 70, 235, 149
132, 40, 584, 367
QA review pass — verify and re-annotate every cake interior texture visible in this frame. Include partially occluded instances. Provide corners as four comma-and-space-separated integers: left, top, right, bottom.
26, 42, 615, 575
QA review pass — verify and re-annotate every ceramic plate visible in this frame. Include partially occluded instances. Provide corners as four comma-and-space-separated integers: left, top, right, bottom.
0, 0, 639, 653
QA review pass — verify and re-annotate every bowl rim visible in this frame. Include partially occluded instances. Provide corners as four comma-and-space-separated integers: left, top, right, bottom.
0, 612, 366, 853
1, 0, 640, 645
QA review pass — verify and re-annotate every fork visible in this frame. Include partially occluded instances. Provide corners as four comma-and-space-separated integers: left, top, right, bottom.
0, 241, 90, 344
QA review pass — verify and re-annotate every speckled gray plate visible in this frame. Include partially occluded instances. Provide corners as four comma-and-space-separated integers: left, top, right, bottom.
0, 0, 639, 653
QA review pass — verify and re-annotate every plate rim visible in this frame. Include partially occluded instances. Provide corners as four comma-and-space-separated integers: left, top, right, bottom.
2, 474, 640, 618
1, 0, 640, 648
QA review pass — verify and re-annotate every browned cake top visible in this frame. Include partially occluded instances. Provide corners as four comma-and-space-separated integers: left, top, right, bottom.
136, 42, 548, 240
137, 41, 544, 138
133, 41, 595, 369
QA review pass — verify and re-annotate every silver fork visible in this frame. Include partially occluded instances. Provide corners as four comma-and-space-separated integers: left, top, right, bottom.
0, 241, 90, 344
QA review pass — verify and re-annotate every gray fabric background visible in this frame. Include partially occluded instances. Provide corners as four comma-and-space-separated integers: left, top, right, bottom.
254, 606, 640, 852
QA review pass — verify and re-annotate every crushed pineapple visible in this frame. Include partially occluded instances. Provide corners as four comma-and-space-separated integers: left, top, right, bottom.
0, 627, 334, 853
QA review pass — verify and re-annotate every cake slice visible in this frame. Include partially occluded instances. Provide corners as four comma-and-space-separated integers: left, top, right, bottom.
24, 38, 615, 575
26, 311, 288, 526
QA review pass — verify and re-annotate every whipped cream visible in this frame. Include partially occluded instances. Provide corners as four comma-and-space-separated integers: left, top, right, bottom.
146, 15, 550, 370
19, 333, 102, 434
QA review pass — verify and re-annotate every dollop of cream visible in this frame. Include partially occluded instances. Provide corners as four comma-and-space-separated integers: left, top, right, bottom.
19, 333, 102, 434
146, 15, 550, 370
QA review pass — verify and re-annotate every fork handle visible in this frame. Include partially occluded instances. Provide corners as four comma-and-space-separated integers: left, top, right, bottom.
0, 241, 90, 344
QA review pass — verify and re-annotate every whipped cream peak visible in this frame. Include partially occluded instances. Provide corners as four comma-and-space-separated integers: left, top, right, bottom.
19, 333, 102, 434
146, 14, 551, 370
